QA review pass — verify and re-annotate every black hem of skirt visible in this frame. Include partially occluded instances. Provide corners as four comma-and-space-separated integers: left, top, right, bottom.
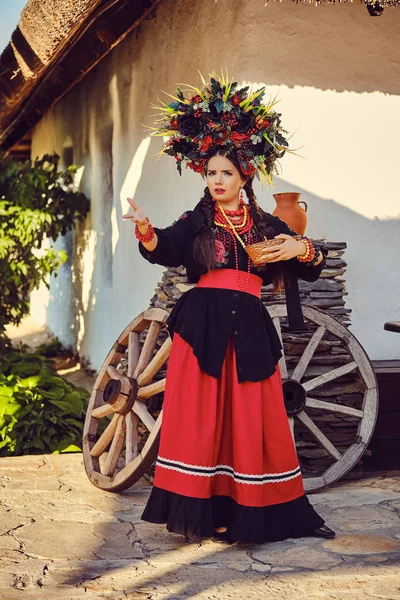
141, 486, 325, 544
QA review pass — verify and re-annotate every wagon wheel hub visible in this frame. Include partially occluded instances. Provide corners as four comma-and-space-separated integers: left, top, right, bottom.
282, 379, 307, 416
103, 378, 121, 403
102, 376, 138, 416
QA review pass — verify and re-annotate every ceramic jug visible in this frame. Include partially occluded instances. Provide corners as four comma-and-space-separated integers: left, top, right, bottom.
272, 192, 308, 235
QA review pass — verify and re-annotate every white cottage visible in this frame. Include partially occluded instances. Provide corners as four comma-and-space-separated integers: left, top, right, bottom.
1, 0, 400, 377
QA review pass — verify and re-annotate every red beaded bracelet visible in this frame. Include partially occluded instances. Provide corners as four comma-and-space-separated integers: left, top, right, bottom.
135, 219, 155, 243
297, 237, 316, 263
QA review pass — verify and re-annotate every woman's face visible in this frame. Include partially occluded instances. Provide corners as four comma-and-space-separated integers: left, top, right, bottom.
206, 155, 245, 206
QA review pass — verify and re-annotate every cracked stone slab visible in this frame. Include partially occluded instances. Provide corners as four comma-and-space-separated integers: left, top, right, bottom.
134, 521, 192, 553
0, 456, 50, 472
326, 503, 400, 532
309, 477, 400, 510
15, 520, 142, 560
150, 539, 254, 572
0, 507, 36, 536
44, 557, 147, 589
0, 558, 52, 591
0, 534, 27, 565
251, 545, 342, 571
0, 491, 121, 525
323, 533, 400, 555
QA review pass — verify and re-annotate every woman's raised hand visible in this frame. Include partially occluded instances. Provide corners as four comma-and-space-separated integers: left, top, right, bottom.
123, 198, 148, 225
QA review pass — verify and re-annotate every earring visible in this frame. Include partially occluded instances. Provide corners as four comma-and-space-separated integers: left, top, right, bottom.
239, 188, 244, 204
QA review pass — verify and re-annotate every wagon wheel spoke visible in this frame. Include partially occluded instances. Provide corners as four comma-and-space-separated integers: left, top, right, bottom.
103, 415, 126, 477
137, 378, 166, 400
106, 365, 124, 381
306, 397, 364, 419
128, 331, 141, 378
303, 361, 358, 392
273, 317, 288, 379
291, 326, 326, 382
288, 416, 295, 444
296, 410, 342, 461
133, 320, 162, 379
91, 403, 114, 419
90, 413, 119, 458
125, 410, 139, 463
138, 337, 172, 387
133, 401, 156, 432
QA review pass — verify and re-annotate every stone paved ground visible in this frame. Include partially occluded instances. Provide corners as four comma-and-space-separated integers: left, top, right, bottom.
0, 454, 399, 600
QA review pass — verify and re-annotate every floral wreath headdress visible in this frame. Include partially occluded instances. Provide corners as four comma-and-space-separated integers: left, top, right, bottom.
148, 71, 291, 186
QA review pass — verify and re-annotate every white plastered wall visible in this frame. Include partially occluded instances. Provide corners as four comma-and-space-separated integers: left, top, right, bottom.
30, 0, 400, 370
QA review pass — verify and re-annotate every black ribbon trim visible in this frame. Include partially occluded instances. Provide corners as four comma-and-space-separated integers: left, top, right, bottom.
157, 458, 301, 483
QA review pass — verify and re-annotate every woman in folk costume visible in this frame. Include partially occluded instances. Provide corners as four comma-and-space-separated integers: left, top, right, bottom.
123, 73, 335, 544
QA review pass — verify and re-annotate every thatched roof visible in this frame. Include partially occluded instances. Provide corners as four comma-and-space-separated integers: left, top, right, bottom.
0, 0, 399, 156
0, 0, 162, 156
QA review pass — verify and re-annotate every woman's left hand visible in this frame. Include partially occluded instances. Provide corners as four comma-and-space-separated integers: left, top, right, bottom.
260, 234, 305, 263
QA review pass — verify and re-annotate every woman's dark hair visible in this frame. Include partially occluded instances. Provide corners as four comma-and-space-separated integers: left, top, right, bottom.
193, 147, 284, 291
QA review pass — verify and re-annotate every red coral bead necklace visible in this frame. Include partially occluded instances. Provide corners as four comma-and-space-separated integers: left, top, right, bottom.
214, 203, 253, 292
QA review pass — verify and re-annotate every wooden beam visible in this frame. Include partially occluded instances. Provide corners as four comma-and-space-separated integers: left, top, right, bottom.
0, 0, 165, 152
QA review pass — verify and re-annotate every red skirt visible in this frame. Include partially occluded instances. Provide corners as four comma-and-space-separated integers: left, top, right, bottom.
142, 272, 324, 543
155, 333, 304, 506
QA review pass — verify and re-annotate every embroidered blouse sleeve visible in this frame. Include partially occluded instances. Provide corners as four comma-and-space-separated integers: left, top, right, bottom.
138, 211, 192, 268
269, 215, 328, 282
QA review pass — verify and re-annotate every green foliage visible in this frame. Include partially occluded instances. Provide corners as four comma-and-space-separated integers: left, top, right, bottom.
0, 153, 90, 338
0, 350, 89, 456
36, 336, 73, 358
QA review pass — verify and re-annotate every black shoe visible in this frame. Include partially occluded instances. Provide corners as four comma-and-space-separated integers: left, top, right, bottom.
211, 530, 234, 544
184, 535, 203, 543
311, 525, 336, 539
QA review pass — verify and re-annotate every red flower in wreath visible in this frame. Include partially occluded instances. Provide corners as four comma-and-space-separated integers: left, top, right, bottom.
240, 161, 256, 177
188, 160, 206, 174
199, 135, 213, 153
231, 132, 249, 147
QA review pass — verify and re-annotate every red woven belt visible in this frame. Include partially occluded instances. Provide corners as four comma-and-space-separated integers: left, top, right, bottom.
196, 269, 262, 298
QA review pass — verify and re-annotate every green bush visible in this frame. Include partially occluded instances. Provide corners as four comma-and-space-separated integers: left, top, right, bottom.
36, 336, 74, 358
0, 152, 90, 343
0, 153, 91, 453
0, 351, 89, 456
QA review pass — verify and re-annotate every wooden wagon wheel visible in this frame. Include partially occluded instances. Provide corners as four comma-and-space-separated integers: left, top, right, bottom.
268, 303, 378, 492
82, 307, 171, 492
